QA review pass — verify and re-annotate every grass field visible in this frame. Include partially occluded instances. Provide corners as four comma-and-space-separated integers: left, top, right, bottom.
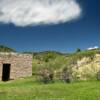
0, 77, 100, 100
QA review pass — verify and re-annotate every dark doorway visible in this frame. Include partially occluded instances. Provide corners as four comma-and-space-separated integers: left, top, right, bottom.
2, 64, 11, 81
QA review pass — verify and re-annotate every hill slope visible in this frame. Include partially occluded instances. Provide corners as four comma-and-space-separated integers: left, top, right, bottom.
0, 45, 15, 52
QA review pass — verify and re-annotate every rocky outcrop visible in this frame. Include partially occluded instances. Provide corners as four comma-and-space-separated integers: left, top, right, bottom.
72, 54, 100, 80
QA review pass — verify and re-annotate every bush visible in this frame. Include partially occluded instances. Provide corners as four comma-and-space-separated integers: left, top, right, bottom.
37, 68, 54, 84
61, 67, 72, 83
96, 71, 100, 80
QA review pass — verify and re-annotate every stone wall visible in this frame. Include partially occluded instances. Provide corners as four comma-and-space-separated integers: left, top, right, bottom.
0, 52, 32, 81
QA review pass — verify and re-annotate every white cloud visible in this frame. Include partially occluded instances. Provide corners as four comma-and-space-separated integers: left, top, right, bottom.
87, 46, 99, 50
0, 0, 81, 26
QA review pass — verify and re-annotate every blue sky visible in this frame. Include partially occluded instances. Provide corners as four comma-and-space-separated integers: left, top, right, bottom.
0, 0, 99, 53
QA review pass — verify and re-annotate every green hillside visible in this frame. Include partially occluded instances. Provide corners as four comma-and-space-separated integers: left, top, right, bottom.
0, 45, 15, 52
32, 49, 100, 70
32, 49, 100, 81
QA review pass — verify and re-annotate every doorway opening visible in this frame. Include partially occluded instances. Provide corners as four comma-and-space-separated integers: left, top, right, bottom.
2, 64, 11, 81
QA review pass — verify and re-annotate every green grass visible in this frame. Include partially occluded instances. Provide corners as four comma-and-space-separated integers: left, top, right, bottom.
0, 77, 100, 100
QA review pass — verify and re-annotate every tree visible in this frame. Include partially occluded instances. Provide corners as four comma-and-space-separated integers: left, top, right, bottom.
76, 48, 81, 53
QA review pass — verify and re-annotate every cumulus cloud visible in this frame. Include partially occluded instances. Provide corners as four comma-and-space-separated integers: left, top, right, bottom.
87, 46, 99, 50
0, 0, 81, 26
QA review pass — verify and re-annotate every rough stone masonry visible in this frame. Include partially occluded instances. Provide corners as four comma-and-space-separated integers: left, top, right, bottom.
0, 52, 32, 81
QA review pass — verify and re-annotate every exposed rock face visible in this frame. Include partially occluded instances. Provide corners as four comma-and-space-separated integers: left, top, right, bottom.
77, 57, 91, 67
72, 54, 100, 80
0, 52, 32, 81
76, 54, 100, 67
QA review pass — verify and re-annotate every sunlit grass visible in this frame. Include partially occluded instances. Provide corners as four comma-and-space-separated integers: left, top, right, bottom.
0, 77, 100, 100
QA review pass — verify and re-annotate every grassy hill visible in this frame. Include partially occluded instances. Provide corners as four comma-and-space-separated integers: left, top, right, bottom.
32, 49, 100, 80
0, 45, 15, 52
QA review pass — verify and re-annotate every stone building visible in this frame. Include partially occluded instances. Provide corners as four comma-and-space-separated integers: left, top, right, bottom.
0, 52, 32, 81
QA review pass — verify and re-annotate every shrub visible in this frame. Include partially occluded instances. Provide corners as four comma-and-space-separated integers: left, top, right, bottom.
61, 67, 72, 83
37, 68, 54, 84
96, 71, 100, 80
